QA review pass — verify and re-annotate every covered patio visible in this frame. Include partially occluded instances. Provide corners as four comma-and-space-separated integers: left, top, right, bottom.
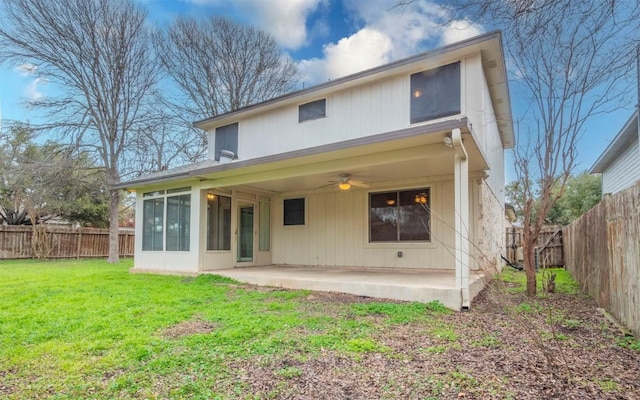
208, 265, 487, 310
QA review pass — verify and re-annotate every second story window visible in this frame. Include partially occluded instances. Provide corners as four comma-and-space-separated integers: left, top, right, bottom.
410, 62, 461, 124
299, 99, 326, 122
215, 123, 238, 161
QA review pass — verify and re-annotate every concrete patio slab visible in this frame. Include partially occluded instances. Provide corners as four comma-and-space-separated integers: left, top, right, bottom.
207, 266, 487, 310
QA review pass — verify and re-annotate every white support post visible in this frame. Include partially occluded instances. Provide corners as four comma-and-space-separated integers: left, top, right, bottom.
452, 128, 470, 309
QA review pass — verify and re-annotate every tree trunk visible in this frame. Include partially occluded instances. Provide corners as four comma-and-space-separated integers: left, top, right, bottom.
522, 229, 537, 296
108, 188, 120, 263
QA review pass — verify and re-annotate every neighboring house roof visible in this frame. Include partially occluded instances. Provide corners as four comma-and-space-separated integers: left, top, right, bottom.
590, 110, 639, 173
194, 30, 515, 149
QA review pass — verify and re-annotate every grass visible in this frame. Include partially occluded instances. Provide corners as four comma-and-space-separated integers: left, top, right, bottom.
0, 259, 446, 398
498, 267, 580, 295
1, 260, 636, 398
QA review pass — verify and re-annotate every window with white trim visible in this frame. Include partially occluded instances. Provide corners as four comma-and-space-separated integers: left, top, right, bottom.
298, 99, 326, 122
214, 123, 238, 161
283, 198, 305, 226
410, 62, 461, 124
206, 194, 231, 251
142, 195, 164, 251
369, 188, 431, 242
142, 187, 191, 251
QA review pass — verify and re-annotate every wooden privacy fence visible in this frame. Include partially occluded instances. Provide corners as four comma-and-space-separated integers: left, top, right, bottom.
0, 225, 134, 259
505, 225, 564, 267
563, 181, 640, 337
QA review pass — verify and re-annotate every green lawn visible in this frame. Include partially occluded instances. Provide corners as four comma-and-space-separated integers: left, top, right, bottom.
1, 260, 637, 399
0, 259, 445, 398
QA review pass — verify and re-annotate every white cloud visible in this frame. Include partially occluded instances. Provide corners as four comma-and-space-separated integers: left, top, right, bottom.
25, 77, 45, 101
298, 0, 485, 85
236, 0, 323, 50
15, 63, 38, 76
298, 28, 392, 84
12, 63, 45, 101
344, 0, 444, 58
441, 19, 483, 45
325, 28, 392, 78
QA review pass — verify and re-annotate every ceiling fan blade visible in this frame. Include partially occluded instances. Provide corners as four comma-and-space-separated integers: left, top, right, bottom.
319, 181, 339, 188
350, 180, 370, 188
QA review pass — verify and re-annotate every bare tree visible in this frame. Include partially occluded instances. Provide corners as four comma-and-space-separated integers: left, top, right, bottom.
120, 96, 195, 178
397, 1, 639, 295
156, 16, 298, 154
0, 0, 161, 262
503, 2, 639, 295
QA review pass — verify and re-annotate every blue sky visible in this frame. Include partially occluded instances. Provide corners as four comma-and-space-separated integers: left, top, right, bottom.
0, 0, 636, 179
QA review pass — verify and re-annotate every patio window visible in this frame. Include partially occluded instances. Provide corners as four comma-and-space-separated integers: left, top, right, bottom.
410, 62, 460, 124
369, 188, 431, 242
142, 187, 191, 252
214, 123, 238, 161
166, 194, 191, 251
283, 198, 305, 226
207, 194, 231, 251
142, 197, 164, 251
299, 99, 326, 122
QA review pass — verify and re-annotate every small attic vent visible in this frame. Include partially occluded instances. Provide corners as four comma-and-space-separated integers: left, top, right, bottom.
486, 60, 498, 69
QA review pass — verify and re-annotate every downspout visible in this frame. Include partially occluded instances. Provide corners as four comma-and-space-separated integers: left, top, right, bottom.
451, 128, 471, 309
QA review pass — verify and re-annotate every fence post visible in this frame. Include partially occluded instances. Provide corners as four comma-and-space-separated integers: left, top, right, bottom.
76, 230, 82, 259
123, 230, 128, 257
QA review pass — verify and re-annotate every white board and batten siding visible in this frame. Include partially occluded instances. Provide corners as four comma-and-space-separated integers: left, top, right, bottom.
272, 179, 457, 270
464, 54, 506, 205
602, 135, 640, 195
209, 53, 499, 165
232, 74, 407, 161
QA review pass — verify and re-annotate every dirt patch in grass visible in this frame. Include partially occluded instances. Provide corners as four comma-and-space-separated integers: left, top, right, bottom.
0, 368, 17, 395
162, 319, 218, 339
304, 290, 404, 304
226, 280, 640, 399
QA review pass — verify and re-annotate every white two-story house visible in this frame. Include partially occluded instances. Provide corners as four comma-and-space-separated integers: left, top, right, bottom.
117, 31, 514, 309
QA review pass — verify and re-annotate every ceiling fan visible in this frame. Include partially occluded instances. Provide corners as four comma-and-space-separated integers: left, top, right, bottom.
322, 174, 370, 190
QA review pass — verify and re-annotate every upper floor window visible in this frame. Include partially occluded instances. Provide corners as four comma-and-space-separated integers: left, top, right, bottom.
369, 188, 431, 242
410, 62, 460, 124
299, 99, 326, 122
215, 123, 238, 161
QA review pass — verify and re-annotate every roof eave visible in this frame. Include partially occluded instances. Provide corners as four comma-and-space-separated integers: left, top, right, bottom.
114, 171, 193, 190
589, 110, 639, 173
193, 30, 512, 134
118, 117, 469, 190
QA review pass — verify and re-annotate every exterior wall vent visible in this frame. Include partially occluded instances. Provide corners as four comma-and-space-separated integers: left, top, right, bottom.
219, 150, 235, 164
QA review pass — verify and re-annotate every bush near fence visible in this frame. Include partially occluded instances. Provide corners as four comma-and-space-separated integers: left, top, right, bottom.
0, 225, 134, 259
563, 180, 640, 337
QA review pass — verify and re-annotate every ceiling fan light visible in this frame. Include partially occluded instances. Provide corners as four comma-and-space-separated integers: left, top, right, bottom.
338, 182, 351, 190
